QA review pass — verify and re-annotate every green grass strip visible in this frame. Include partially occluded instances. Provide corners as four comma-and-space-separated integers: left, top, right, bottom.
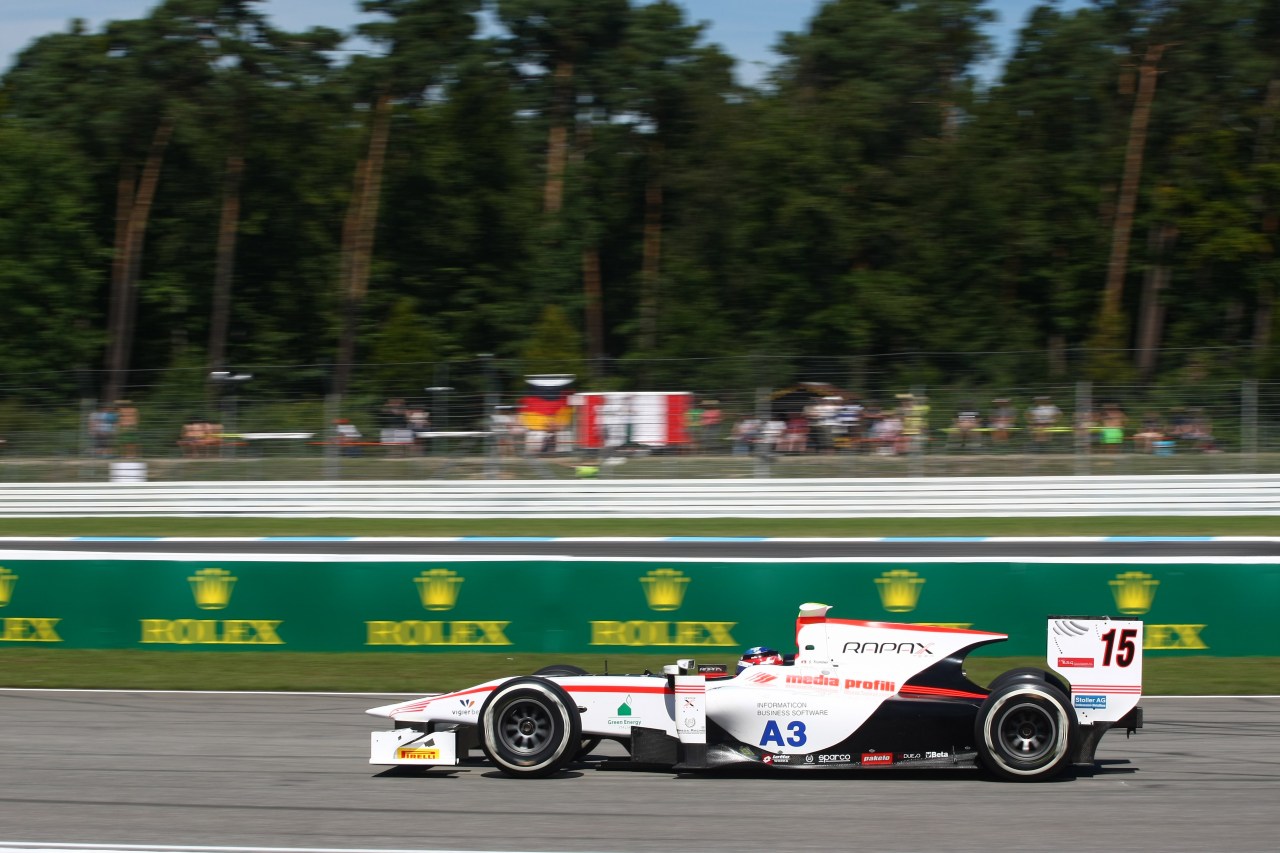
1, 649, 1275, 695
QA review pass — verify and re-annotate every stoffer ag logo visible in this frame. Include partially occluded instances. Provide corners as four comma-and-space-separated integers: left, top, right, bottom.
875, 569, 925, 613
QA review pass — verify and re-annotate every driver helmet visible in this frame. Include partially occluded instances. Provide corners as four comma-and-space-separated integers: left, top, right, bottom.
737, 645, 784, 673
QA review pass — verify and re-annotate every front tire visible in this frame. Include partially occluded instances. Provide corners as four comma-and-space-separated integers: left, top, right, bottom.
976, 681, 1074, 782
532, 664, 602, 759
479, 677, 582, 777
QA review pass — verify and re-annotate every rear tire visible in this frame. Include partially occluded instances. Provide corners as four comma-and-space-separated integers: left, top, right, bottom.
976, 680, 1074, 782
985, 666, 1070, 697
479, 677, 581, 778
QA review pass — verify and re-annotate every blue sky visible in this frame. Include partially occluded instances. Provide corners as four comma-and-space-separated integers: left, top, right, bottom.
0, 1, 1086, 85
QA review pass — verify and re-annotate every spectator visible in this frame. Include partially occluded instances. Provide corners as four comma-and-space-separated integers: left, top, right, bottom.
860, 401, 884, 451
490, 405, 519, 456
685, 400, 704, 454
953, 401, 982, 451
116, 400, 140, 458
1100, 403, 1127, 454
378, 398, 413, 456
989, 398, 1017, 448
406, 406, 429, 455
833, 397, 863, 452
1185, 407, 1218, 452
700, 400, 723, 451
777, 412, 809, 454
871, 407, 902, 455
900, 394, 930, 454
334, 418, 362, 456
1134, 411, 1166, 453
757, 417, 786, 460
1028, 396, 1062, 450
731, 416, 760, 456
88, 404, 117, 457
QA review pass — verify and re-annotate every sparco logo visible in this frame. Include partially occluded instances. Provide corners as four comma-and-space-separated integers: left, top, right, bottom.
842, 641, 934, 655
817, 754, 852, 763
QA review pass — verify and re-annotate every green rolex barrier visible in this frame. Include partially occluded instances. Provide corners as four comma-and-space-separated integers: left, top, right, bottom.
0, 559, 1273, 655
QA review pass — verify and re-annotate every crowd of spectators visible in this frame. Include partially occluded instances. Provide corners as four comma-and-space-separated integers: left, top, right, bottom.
723, 394, 1220, 457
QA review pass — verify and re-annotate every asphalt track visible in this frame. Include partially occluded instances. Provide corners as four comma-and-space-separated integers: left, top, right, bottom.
2, 536, 1280, 559
1, 690, 1277, 853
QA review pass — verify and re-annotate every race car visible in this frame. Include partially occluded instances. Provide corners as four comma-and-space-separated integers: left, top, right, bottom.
368, 603, 1143, 782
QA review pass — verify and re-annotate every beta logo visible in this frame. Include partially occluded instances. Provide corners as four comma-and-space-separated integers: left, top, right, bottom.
1074, 694, 1108, 710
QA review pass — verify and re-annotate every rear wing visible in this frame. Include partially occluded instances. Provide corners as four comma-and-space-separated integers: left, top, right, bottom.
1047, 617, 1143, 725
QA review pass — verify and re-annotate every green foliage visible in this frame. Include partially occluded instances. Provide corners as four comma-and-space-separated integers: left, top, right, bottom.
520, 305, 585, 375
0, 0, 1275, 409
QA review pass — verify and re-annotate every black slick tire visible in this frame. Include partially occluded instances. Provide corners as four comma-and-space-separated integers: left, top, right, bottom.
479, 677, 582, 778
975, 680, 1074, 782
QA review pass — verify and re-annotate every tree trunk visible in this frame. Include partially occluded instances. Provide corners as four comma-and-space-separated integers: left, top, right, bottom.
1251, 79, 1279, 360
104, 116, 175, 402
333, 94, 393, 398
583, 247, 603, 369
1099, 45, 1166, 334
639, 140, 664, 354
1136, 223, 1175, 381
543, 59, 574, 215
207, 150, 245, 373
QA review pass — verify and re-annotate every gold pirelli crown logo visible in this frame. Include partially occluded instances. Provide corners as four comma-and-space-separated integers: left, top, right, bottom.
415, 569, 464, 611
0, 567, 16, 608
641, 568, 689, 611
1109, 571, 1160, 615
875, 569, 926, 613
189, 568, 237, 610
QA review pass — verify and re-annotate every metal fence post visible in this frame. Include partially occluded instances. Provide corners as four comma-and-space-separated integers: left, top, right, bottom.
754, 384, 770, 478
1075, 380, 1092, 476
324, 392, 339, 480
1242, 378, 1258, 472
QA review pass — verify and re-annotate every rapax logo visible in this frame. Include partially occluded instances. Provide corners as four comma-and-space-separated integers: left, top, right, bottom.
590, 569, 737, 647
367, 568, 511, 646
0, 566, 63, 643
141, 567, 283, 645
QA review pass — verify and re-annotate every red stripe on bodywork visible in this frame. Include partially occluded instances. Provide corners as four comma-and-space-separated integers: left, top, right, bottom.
899, 685, 987, 700
564, 685, 670, 695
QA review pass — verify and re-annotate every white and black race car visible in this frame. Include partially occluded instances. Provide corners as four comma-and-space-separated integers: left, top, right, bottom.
368, 603, 1143, 782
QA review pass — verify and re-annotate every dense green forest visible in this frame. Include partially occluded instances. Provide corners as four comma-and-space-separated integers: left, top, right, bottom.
0, 0, 1277, 409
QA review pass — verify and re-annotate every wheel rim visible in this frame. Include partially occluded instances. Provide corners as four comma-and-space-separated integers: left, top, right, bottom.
997, 701, 1056, 761
498, 698, 555, 755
